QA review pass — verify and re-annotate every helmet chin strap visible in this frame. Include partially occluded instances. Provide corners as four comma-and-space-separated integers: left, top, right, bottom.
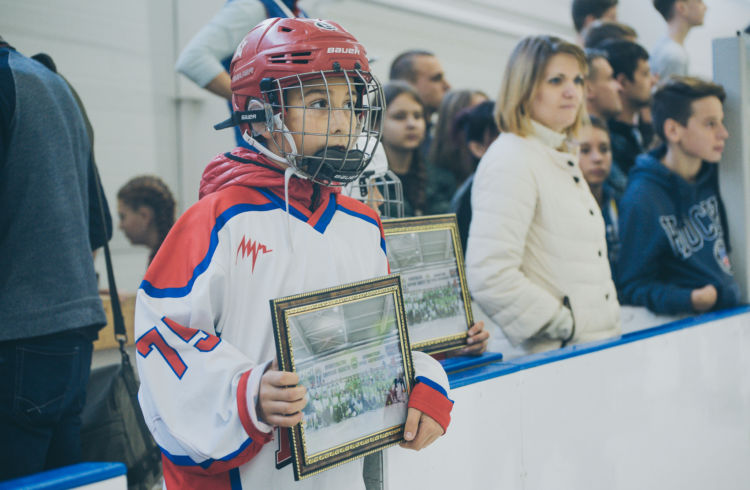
272, 113, 300, 168
241, 118, 307, 253
241, 129, 288, 167
241, 112, 301, 169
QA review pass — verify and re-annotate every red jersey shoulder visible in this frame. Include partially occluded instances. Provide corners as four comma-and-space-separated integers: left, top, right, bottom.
336, 194, 383, 224
144, 186, 272, 289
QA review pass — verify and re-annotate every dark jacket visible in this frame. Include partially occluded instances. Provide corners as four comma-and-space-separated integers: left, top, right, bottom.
607, 118, 653, 197
615, 145, 741, 314
601, 182, 619, 279
450, 173, 474, 255
0, 46, 107, 340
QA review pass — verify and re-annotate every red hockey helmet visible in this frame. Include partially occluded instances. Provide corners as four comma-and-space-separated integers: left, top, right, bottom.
215, 18, 383, 185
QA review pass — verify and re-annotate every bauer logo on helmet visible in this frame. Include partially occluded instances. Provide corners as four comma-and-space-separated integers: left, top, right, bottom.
327, 47, 360, 55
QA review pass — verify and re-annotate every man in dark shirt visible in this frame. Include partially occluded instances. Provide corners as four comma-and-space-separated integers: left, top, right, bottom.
601, 39, 657, 184
0, 37, 110, 480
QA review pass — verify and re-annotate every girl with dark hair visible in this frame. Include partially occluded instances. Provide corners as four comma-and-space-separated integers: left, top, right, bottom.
380, 81, 428, 216
449, 100, 500, 252
578, 116, 619, 274
426, 89, 488, 214
117, 175, 176, 264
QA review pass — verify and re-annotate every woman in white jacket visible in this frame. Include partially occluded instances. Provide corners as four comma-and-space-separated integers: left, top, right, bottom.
465, 36, 620, 353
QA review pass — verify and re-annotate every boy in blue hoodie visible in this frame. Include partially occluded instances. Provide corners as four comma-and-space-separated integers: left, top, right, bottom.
616, 76, 739, 315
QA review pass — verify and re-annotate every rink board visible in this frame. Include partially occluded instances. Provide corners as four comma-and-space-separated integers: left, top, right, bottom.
386, 306, 750, 490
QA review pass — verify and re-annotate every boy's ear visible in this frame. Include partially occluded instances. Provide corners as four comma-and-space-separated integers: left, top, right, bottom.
584, 79, 595, 100
672, 0, 686, 20
662, 118, 683, 144
615, 72, 629, 90
247, 99, 272, 139
137, 205, 154, 225
251, 121, 272, 140
583, 14, 597, 30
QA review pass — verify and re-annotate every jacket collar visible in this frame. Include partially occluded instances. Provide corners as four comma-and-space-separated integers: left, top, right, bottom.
530, 120, 567, 152
198, 147, 338, 211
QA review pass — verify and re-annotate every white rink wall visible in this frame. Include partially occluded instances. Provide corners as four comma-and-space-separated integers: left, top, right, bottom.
1, 0, 749, 287
387, 308, 750, 490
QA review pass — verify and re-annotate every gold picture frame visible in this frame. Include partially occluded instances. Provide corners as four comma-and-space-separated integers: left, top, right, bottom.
270, 275, 414, 481
382, 214, 474, 354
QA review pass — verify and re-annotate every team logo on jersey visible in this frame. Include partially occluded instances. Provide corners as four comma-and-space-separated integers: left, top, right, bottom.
235, 235, 272, 273
315, 21, 337, 31
714, 238, 733, 274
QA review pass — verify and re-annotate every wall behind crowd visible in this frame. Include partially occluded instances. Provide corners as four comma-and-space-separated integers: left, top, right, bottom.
2, 0, 749, 289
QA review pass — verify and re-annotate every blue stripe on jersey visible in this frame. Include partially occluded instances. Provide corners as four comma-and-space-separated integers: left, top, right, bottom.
140, 202, 277, 298
160, 436, 254, 469
229, 468, 242, 489
255, 188, 309, 222
256, 187, 339, 235
336, 204, 387, 254
415, 375, 454, 402
313, 193, 337, 233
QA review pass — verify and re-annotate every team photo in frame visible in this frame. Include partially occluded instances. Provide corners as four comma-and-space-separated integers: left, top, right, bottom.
382, 215, 474, 354
270, 275, 414, 481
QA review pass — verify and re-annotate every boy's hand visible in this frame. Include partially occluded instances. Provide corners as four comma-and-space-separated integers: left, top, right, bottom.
399, 408, 444, 451
257, 360, 307, 427
449, 321, 488, 357
691, 284, 717, 312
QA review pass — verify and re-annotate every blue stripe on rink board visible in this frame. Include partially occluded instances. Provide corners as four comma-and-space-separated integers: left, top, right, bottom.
448, 305, 750, 389
440, 351, 504, 374
0, 462, 126, 489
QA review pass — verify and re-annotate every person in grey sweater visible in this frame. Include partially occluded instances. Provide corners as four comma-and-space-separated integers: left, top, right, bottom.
0, 37, 109, 480
651, 0, 707, 80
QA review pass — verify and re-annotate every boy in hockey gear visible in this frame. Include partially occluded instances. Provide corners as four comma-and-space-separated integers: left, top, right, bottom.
135, 18, 453, 489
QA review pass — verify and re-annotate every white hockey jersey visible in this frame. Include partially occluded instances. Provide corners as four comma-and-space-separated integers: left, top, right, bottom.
135, 149, 452, 489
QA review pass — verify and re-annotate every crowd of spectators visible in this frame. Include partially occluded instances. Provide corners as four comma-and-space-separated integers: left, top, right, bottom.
375, 0, 737, 352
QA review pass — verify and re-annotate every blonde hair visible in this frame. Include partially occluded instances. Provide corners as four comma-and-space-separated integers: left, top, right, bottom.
495, 35, 587, 139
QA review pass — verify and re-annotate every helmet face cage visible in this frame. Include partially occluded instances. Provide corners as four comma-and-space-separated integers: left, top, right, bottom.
262, 69, 383, 186
354, 169, 405, 219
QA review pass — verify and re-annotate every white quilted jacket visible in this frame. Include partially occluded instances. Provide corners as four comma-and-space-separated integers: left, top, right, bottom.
465, 121, 621, 351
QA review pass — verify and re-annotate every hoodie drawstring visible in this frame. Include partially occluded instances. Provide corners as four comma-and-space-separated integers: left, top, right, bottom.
284, 166, 296, 252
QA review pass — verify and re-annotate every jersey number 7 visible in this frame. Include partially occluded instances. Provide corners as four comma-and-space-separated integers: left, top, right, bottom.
136, 316, 221, 379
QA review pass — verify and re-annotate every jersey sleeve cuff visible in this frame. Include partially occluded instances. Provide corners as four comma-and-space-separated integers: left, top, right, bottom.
238, 361, 274, 440
408, 376, 454, 433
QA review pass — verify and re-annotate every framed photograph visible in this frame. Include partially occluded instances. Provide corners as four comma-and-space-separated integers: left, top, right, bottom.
270, 275, 414, 481
382, 214, 474, 354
